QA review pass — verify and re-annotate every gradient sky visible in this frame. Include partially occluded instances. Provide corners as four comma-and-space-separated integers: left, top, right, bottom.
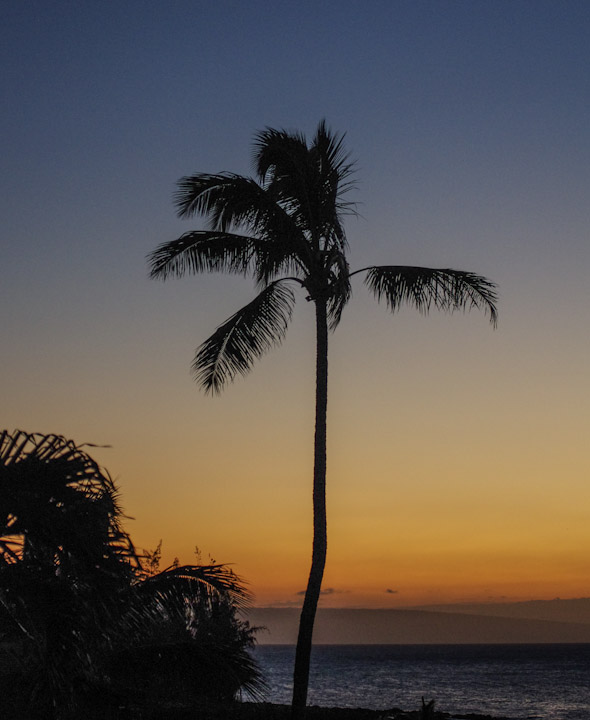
2, 1, 590, 609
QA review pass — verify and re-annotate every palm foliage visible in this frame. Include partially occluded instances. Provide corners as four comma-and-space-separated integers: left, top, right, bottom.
148, 120, 498, 718
0, 431, 138, 715
362, 266, 498, 321
149, 121, 496, 396
0, 430, 264, 718
0, 429, 138, 570
114, 564, 264, 705
192, 280, 296, 392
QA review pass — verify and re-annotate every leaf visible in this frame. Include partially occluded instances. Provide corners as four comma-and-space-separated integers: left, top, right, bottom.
175, 173, 263, 225
192, 281, 296, 393
364, 265, 498, 325
175, 172, 301, 242
148, 230, 255, 279
138, 563, 252, 612
325, 247, 352, 330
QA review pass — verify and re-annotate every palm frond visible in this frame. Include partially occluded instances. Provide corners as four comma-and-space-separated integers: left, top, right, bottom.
312, 120, 353, 177
169, 172, 314, 279
254, 127, 309, 185
148, 231, 255, 279
251, 238, 308, 286
254, 122, 355, 246
193, 280, 296, 393
174, 173, 299, 240
138, 563, 253, 612
325, 248, 352, 330
254, 127, 321, 239
312, 119, 357, 239
175, 173, 260, 225
0, 430, 141, 570
364, 266, 498, 325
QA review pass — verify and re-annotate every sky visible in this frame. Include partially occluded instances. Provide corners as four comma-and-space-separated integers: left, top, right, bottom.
2, 0, 590, 610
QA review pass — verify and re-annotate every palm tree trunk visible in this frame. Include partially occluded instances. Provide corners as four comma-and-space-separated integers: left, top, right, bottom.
291, 298, 329, 720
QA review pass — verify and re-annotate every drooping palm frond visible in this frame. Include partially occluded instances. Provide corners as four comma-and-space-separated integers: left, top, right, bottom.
148, 231, 255, 279
362, 265, 498, 325
324, 248, 352, 330
193, 280, 296, 393
174, 173, 300, 241
175, 173, 263, 225
148, 229, 308, 287
138, 563, 253, 612
167, 173, 314, 281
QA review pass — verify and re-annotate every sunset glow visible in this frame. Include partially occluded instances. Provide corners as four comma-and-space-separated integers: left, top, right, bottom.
3, 1, 590, 617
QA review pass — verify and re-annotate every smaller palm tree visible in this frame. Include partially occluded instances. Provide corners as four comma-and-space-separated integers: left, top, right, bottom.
113, 561, 265, 706
0, 430, 265, 718
0, 430, 140, 715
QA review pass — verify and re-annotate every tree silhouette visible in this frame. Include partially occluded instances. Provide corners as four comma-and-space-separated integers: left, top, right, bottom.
0, 430, 264, 717
148, 121, 498, 719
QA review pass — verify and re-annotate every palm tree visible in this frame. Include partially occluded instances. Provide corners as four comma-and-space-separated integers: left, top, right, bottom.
148, 121, 498, 719
112, 561, 266, 707
0, 429, 141, 715
0, 429, 264, 717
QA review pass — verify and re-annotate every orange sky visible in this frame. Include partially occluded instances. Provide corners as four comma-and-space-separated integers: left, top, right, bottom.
80, 294, 590, 609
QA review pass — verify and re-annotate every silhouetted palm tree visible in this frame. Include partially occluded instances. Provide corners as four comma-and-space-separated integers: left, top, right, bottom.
0, 430, 141, 714
0, 430, 264, 717
148, 121, 498, 719
114, 561, 266, 706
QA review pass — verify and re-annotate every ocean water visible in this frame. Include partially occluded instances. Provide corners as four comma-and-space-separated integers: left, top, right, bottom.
253, 644, 590, 720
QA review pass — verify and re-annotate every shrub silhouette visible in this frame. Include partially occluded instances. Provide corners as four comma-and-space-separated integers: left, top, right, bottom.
0, 429, 264, 718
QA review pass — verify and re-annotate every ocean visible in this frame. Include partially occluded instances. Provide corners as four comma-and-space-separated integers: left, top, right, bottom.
253, 644, 590, 720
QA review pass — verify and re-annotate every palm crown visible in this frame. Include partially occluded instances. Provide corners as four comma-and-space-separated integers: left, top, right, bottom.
149, 121, 497, 393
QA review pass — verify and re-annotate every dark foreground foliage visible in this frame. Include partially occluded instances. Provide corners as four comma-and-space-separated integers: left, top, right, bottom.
2, 700, 509, 720
0, 430, 265, 719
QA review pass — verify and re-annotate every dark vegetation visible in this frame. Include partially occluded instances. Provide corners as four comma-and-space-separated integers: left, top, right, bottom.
0, 429, 264, 719
148, 120, 498, 718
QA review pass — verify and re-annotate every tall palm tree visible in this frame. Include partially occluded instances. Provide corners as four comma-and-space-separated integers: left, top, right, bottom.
148, 121, 498, 719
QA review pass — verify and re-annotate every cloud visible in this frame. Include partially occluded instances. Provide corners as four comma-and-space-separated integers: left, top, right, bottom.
296, 587, 349, 596
385, 588, 398, 594
321, 587, 347, 595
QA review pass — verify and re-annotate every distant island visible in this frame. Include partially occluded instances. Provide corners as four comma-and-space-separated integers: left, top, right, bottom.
248, 598, 590, 644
